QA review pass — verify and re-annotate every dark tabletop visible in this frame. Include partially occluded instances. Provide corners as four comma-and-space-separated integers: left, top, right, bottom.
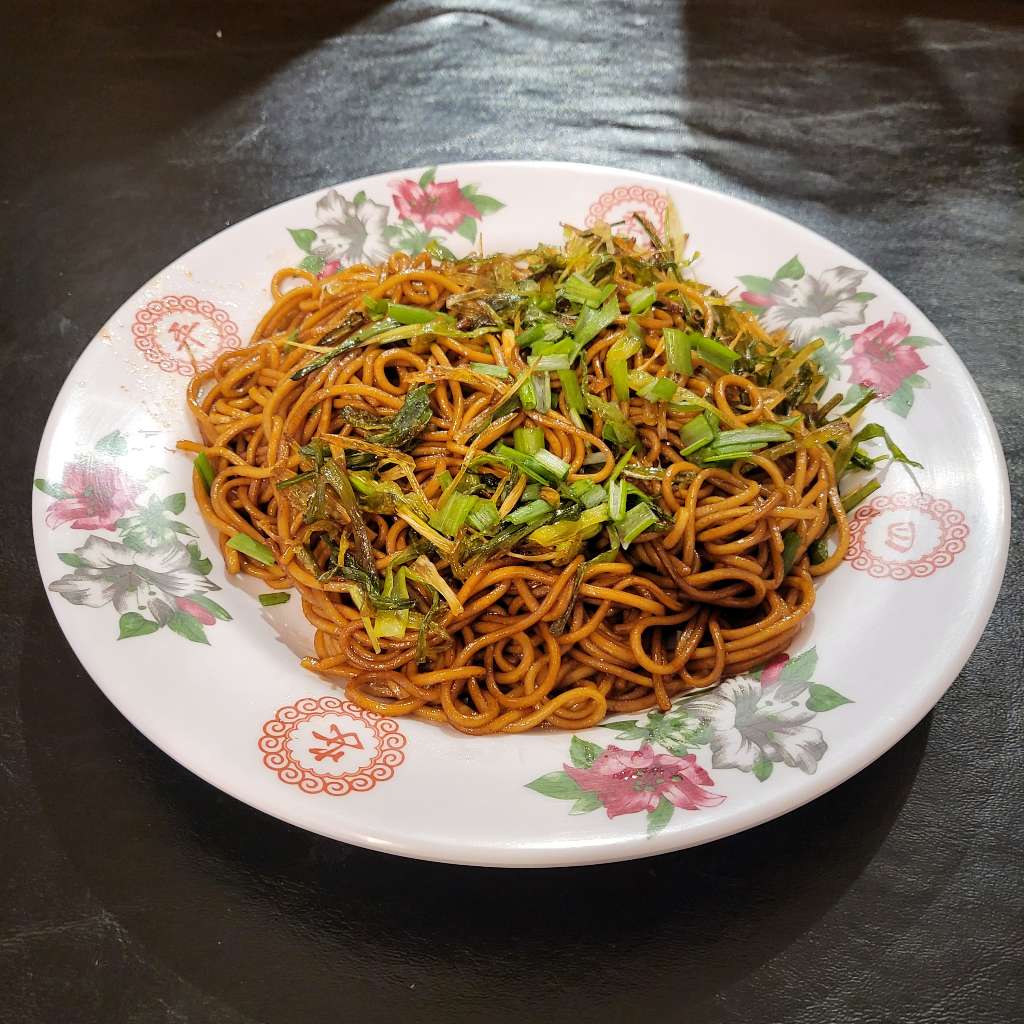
2, 1, 1022, 1021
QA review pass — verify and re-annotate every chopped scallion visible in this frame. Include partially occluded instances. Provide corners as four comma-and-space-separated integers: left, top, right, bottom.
386, 302, 451, 325
429, 491, 479, 536
663, 327, 693, 377
514, 427, 545, 455
678, 413, 716, 456
468, 361, 511, 378
227, 533, 276, 566
194, 452, 214, 492
573, 294, 620, 347
259, 592, 291, 607
506, 498, 555, 525
841, 478, 881, 513
615, 503, 659, 547
626, 286, 657, 315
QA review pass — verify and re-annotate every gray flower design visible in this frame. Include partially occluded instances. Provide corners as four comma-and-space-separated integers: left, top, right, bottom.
49, 535, 218, 620
311, 189, 394, 266
687, 676, 827, 775
759, 266, 869, 343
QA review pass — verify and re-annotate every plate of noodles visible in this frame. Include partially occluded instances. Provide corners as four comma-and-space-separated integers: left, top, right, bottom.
33, 161, 1008, 866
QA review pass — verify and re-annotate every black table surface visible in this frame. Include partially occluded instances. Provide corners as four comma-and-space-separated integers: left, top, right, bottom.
2, 2, 1021, 1021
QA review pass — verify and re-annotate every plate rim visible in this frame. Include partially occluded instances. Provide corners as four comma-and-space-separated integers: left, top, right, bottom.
32, 159, 1011, 867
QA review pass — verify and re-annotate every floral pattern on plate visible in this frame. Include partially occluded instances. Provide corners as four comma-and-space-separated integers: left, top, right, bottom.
287, 167, 504, 277
527, 646, 851, 835
736, 255, 940, 417
35, 430, 229, 644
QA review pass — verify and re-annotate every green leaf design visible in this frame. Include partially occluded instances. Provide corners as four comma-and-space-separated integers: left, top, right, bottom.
167, 611, 210, 645
352, 190, 367, 206
806, 683, 853, 712
904, 373, 930, 389
118, 612, 159, 640
646, 796, 674, 836
418, 166, 436, 188
95, 430, 128, 456
455, 216, 477, 243
288, 228, 317, 253
525, 771, 584, 801
143, 466, 168, 481
34, 478, 70, 499
843, 383, 871, 408
753, 756, 774, 782
166, 520, 196, 537
774, 255, 804, 281
737, 275, 776, 294
569, 735, 603, 769
161, 493, 186, 515
853, 291, 876, 303
779, 647, 818, 684
186, 542, 213, 576
569, 791, 604, 815
600, 719, 651, 741
885, 380, 915, 418
185, 593, 231, 621
58, 552, 87, 568
299, 254, 325, 275
466, 193, 504, 216
902, 335, 939, 349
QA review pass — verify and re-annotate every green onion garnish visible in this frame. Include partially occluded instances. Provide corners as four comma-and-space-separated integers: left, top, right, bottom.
429, 491, 479, 537
227, 533, 276, 565
194, 452, 214, 492
533, 449, 571, 482
561, 273, 607, 308
514, 427, 545, 455
363, 295, 389, 318
573, 294, 620, 347
626, 286, 657, 315
568, 479, 607, 508
517, 321, 564, 348
841, 478, 882, 513
259, 592, 291, 607
466, 499, 500, 533
557, 368, 586, 415
691, 333, 740, 371
386, 302, 451, 325
585, 393, 637, 448
608, 478, 627, 521
615, 503, 659, 547
678, 413, 716, 456
534, 371, 552, 414
506, 498, 555, 525
663, 327, 693, 377
781, 530, 802, 574
469, 361, 511, 378
606, 333, 643, 402
535, 354, 572, 372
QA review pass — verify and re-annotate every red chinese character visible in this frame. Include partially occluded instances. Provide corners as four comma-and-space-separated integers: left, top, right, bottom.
309, 723, 365, 763
167, 320, 204, 350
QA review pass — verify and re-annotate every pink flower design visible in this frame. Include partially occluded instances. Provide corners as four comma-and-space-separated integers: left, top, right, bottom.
45, 461, 142, 532
390, 178, 479, 232
318, 259, 341, 280
844, 313, 926, 398
740, 290, 774, 308
564, 743, 724, 818
175, 596, 216, 626
759, 653, 789, 686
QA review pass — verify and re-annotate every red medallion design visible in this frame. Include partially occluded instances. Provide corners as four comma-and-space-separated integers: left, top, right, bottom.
132, 295, 242, 376
259, 696, 406, 795
585, 185, 669, 244
846, 492, 968, 580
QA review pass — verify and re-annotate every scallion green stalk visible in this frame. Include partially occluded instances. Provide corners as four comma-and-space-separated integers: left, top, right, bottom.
227, 533, 276, 565
663, 327, 693, 376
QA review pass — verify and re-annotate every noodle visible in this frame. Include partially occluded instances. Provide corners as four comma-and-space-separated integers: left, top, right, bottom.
179, 221, 875, 735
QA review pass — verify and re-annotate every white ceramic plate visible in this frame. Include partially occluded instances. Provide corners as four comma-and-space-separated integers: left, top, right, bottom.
33, 161, 1009, 866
